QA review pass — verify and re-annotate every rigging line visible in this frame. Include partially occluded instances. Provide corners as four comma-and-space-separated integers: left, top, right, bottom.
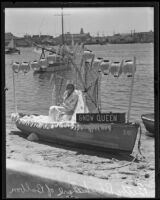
85, 77, 100, 92
57, 76, 64, 104
83, 78, 99, 106
71, 57, 101, 113
137, 123, 145, 158
59, 77, 64, 94
83, 78, 101, 113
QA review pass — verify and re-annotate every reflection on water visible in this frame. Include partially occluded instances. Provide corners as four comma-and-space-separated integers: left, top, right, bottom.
6, 44, 154, 130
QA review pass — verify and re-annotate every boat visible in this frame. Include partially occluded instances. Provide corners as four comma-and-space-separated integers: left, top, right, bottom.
11, 48, 142, 155
84, 40, 107, 46
5, 38, 20, 55
31, 9, 75, 73
11, 112, 139, 154
141, 113, 154, 137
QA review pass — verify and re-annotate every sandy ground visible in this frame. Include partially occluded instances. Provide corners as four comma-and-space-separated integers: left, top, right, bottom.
6, 125, 155, 198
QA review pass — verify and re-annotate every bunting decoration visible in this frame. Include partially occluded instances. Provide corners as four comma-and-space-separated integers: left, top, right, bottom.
19, 62, 30, 74
47, 54, 57, 64
11, 52, 137, 127
39, 58, 48, 70
100, 60, 110, 75
123, 60, 136, 77
30, 60, 40, 71
110, 61, 121, 77
12, 62, 20, 73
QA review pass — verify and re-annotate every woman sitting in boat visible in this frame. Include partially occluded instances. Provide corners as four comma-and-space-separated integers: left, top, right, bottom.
49, 83, 79, 122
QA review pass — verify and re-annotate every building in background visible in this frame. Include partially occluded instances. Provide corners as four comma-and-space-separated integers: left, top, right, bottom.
5, 29, 154, 47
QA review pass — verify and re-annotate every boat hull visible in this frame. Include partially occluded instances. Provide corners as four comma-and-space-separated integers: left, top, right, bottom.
141, 113, 154, 137
5, 48, 20, 54
33, 62, 71, 73
15, 116, 139, 154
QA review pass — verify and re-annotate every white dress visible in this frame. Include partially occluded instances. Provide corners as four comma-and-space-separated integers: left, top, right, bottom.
49, 90, 79, 122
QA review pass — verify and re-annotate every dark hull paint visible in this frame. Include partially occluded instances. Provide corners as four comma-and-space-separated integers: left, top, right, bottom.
5, 48, 20, 54
15, 115, 139, 154
33, 62, 71, 73
141, 113, 154, 137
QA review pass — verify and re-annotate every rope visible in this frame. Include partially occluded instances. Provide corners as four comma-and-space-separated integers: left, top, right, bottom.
59, 76, 64, 97
133, 122, 145, 161
137, 122, 144, 158
83, 78, 101, 113
99, 156, 137, 170
97, 122, 145, 170
40, 48, 46, 59
71, 57, 101, 113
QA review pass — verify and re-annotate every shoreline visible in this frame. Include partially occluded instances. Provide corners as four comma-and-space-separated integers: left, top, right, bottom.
6, 126, 155, 198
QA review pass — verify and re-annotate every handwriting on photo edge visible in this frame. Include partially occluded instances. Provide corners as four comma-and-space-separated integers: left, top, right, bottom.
9, 182, 90, 197
8, 181, 149, 197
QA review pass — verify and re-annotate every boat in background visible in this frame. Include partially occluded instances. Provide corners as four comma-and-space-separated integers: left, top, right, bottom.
5, 38, 20, 55
141, 113, 154, 137
31, 44, 77, 73
31, 8, 76, 73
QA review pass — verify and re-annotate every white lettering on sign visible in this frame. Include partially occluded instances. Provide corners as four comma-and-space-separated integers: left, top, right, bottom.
96, 114, 117, 122
77, 113, 124, 123
78, 114, 94, 122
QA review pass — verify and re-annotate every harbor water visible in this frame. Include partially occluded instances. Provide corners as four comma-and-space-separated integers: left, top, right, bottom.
5, 43, 154, 131
5, 43, 155, 197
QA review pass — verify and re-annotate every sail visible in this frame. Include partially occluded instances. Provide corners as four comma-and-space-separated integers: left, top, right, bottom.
70, 50, 101, 113
7, 38, 16, 49
83, 61, 102, 113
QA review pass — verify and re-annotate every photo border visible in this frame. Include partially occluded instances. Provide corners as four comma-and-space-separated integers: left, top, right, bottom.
1, 1, 159, 198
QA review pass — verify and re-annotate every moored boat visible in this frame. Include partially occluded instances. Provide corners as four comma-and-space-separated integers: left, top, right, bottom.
31, 45, 76, 73
11, 112, 139, 154
5, 38, 20, 55
141, 113, 154, 137
11, 49, 141, 155
31, 9, 75, 73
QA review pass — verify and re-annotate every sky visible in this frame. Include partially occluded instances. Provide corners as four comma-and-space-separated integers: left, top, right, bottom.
5, 7, 154, 37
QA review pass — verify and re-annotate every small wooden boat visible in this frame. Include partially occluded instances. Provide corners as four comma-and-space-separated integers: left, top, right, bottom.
11, 42, 140, 155
11, 113, 139, 154
141, 113, 154, 137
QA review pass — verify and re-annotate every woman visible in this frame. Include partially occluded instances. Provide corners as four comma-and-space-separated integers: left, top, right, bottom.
49, 83, 79, 121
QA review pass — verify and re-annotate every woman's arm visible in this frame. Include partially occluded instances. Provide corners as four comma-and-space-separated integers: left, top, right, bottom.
63, 93, 78, 111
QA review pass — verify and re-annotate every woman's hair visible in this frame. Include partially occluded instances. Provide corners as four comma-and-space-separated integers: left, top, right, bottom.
66, 83, 75, 91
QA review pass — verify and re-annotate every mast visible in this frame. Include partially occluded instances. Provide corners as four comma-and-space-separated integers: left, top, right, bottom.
61, 8, 64, 45
55, 8, 70, 45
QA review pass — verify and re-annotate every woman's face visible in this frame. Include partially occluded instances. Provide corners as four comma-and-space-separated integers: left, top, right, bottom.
66, 85, 74, 94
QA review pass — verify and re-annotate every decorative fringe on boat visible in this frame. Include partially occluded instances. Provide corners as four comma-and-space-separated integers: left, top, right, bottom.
11, 113, 20, 121
11, 113, 112, 132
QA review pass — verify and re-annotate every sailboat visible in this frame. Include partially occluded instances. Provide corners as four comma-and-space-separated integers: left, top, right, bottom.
11, 47, 142, 155
5, 38, 20, 54
32, 8, 75, 73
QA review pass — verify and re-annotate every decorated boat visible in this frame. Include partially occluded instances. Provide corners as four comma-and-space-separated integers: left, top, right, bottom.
5, 38, 20, 55
141, 113, 154, 137
11, 49, 142, 155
